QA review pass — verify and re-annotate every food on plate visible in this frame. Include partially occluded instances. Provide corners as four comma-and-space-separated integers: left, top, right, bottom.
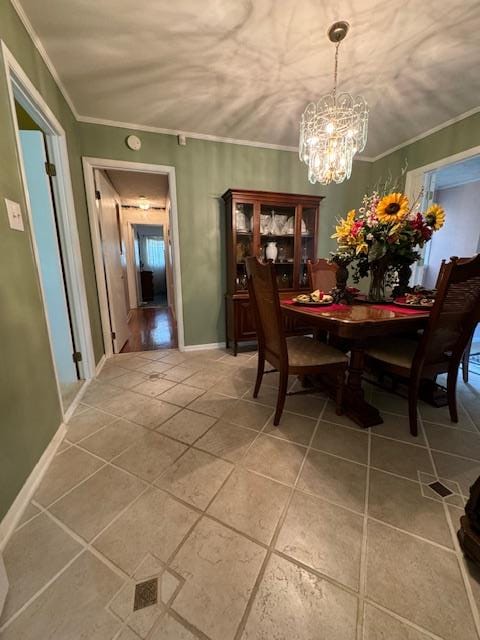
293, 289, 333, 304
404, 292, 435, 306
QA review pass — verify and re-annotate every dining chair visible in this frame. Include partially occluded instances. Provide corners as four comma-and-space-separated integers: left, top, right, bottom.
436, 258, 475, 383
365, 255, 480, 436
307, 258, 338, 293
245, 257, 348, 425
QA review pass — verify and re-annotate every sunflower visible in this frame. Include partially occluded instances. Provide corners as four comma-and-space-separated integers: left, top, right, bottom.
425, 204, 445, 230
376, 192, 410, 223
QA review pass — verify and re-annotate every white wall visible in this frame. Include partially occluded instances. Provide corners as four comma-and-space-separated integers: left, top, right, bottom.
423, 180, 480, 288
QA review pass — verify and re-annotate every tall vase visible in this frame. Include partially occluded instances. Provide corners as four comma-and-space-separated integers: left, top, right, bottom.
368, 260, 388, 302
265, 241, 278, 261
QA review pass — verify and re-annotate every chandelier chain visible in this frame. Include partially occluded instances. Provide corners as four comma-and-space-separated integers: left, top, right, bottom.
333, 42, 340, 104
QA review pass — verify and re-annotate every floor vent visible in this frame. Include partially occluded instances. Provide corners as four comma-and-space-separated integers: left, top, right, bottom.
428, 481, 453, 498
133, 578, 158, 611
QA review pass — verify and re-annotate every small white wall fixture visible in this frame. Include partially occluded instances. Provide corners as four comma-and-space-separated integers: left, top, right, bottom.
82, 157, 185, 354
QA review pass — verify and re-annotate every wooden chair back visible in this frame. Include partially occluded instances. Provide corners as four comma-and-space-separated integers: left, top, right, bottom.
417, 255, 480, 368
307, 259, 338, 292
245, 257, 287, 368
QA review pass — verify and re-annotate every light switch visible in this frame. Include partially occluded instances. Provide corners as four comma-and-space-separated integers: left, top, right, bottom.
5, 199, 24, 231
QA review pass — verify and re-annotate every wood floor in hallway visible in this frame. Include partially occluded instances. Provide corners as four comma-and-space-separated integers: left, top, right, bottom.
121, 306, 177, 352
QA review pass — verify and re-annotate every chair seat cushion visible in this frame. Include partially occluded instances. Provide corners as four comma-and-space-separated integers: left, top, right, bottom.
286, 336, 348, 368
365, 337, 418, 369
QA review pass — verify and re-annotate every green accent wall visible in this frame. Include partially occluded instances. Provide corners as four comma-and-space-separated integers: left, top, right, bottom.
79, 122, 372, 346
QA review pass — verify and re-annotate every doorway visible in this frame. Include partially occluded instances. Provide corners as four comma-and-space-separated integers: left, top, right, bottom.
3, 42, 95, 416
83, 159, 183, 355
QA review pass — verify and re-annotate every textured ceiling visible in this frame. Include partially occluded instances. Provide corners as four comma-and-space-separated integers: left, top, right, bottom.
17, 0, 480, 157
105, 170, 169, 207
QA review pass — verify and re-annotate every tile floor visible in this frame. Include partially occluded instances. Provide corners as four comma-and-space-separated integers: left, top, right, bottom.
2, 347, 480, 639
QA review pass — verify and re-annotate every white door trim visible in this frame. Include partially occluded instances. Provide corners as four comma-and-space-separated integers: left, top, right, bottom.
82, 157, 185, 354
1, 41, 96, 402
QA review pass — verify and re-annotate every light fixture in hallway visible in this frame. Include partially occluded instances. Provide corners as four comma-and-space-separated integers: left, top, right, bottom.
138, 196, 150, 210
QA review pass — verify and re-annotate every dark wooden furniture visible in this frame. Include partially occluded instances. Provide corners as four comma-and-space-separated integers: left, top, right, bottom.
223, 188, 322, 355
365, 255, 480, 436
246, 258, 347, 425
281, 301, 431, 428
140, 270, 154, 302
307, 258, 338, 292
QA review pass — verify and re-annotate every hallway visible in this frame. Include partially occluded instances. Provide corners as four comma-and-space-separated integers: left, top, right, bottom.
121, 307, 177, 353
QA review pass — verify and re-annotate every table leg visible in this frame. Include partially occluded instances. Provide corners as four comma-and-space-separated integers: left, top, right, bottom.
344, 343, 383, 428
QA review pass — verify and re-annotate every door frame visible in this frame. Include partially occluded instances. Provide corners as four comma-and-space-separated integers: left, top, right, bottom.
128, 220, 169, 309
1, 42, 96, 407
404, 143, 480, 284
82, 157, 185, 354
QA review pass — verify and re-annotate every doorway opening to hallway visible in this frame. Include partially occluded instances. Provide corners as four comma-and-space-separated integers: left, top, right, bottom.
83, 159, 183, 356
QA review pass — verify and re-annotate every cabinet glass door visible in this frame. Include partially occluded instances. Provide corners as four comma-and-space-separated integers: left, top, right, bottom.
260, 203, 296, 290
234, 202, 254, 291
299, 206, 317, 288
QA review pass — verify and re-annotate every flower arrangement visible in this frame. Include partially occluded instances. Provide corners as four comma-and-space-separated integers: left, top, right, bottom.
331, 189, 445, 301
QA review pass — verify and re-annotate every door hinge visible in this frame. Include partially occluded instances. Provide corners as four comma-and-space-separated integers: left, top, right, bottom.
72, 351, 83, 363
45, 162, 57, 177
111, 331, 116, 340
95, 189, 101, 200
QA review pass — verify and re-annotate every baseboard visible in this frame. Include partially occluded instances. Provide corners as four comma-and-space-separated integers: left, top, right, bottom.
62, 378, 89, 423
95, 354, 107, 376
182, 341, 227, 352
0, 421, 67, 551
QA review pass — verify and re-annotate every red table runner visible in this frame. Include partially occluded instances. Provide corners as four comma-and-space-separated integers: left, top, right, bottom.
282, 299, 429, 316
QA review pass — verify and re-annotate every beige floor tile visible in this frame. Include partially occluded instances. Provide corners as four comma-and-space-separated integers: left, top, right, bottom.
298, 449, 367, 512
188, 391, 238, 418
163, 365, 197, 383
213, 375, 253, 398
0, 551, 122, 640
110, 371, 148, 390
49, 465, 145, 541
150, 614, 198, 639
263, 411, 317, 446
366, 520, 476, 640
432, 450, 480, 496
312, 421, 368, 463
420, 401, 475, 431
195, 421, 258, 462
425, 421, 480, 460
321, 400, 363, 429
368, 469, 453, 547
81, 380, 125, 407
1, 514, 82, 623
276, 490, 363, 590
157, 384, 205, 407
171, 518, 265, 640
114, 431, 186, 482
116, 627, 142, 640
368, 389, 409, 417
135, 360, 174, 375
370, 437, 433, 480
121, 396, 181, 429
283, 392, 326, 419
132, 378, 176, 397
93, 488, 198, 573
117, 355, 156, 371
243, 435, 306, 485
97, 363, 131, 382
34, 446, 103, 507
245, 385, 279, 407
363, 603, 433, 639
109, 580, 164, 638
80, 419, 147, 460
157, 409, 216, 444
242, 554, 358, 640
183, 368, 225, 391
370, 412, 426, 445
66, 406, 117, 443
220, 399, 273, 430
208, 468, 290, 544
155, 448, 233, 509
15, 502, 40, 528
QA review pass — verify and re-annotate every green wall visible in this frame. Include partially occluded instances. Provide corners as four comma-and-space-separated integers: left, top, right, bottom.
79, 122, 372, 345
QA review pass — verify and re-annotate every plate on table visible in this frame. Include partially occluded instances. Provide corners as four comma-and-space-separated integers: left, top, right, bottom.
393, 296, 434, 310
292, 291, 333, 306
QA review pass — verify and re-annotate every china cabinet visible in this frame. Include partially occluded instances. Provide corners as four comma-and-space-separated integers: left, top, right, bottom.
223, 188, 323, 354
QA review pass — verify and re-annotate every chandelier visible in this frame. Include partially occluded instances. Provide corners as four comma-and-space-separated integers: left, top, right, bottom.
299, 21, 368, 185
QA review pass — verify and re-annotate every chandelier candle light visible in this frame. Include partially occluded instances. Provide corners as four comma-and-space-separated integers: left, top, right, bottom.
299, 21, 368, 185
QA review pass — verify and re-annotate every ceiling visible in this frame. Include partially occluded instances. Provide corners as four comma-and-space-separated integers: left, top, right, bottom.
17, 0, 480, 158
105, 170, 169, 207
435, 155, 480, 190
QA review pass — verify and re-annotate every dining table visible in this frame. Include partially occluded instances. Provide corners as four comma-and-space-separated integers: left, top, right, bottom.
281, 300, 431, 428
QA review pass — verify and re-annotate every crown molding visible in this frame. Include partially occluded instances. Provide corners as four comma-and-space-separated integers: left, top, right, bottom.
370, 105, 480, 162
10, 0, 79, 119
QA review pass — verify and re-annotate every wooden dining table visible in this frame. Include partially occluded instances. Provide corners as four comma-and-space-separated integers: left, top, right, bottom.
281, 300, 431, 428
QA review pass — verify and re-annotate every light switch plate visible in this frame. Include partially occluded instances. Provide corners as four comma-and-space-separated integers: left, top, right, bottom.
5, 199, 24, 231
